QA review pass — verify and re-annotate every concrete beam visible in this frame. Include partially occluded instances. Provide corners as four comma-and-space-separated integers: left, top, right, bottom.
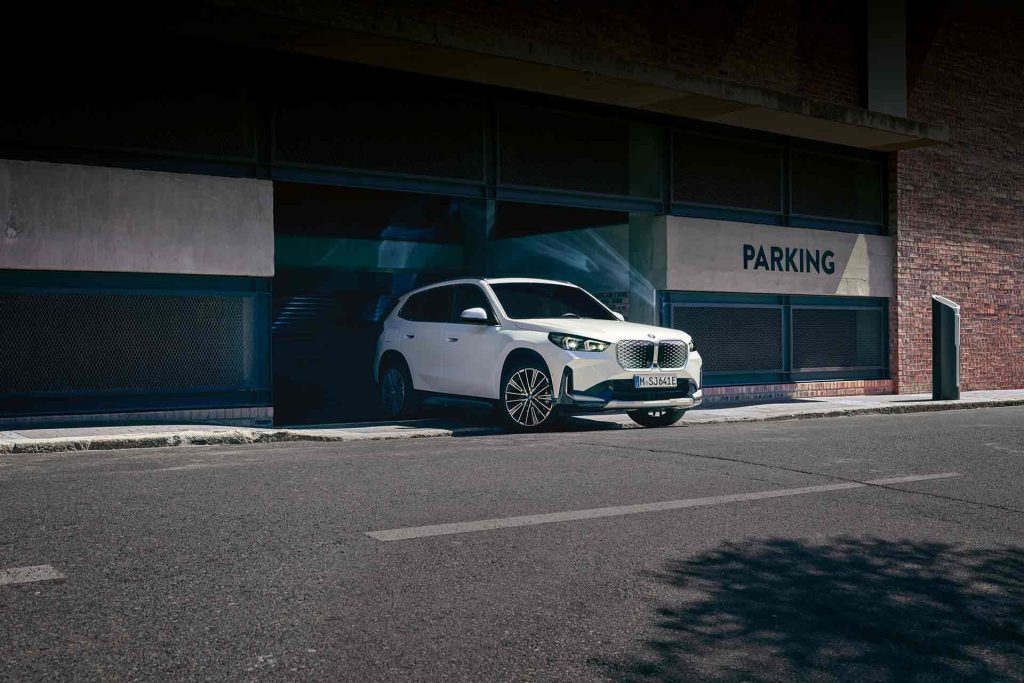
179, 3, 947, 150
0, 159, 273, 276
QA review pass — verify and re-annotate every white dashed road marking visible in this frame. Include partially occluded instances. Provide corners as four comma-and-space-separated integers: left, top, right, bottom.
0, 565, 66, 586
366, 472, 961, 541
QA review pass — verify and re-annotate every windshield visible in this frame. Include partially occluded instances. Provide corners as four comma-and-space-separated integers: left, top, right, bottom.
490, 283, 617, 321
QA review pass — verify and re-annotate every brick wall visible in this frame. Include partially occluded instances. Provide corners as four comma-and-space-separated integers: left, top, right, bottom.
895, 2, 1024, 393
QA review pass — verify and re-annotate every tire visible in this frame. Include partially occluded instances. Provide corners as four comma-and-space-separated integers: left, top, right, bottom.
626, 408, 686, 428
379, 360, 421, 419
499, 359, 558, 430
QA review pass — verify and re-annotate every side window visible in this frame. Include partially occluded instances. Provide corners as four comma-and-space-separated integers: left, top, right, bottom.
397, 292, 424, 321
452, 285, 495, 323
417, 286, 454, 323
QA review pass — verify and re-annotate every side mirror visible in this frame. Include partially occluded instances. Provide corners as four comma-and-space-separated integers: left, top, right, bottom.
613, 312, 625, 321
460, 307, 490, 324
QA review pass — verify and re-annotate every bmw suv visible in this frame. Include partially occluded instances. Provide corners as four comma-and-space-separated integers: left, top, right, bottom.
374, 278, 703, 430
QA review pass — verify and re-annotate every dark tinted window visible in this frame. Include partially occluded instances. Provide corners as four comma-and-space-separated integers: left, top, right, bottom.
275, 183, 473, 244
400, 286, 453, 323
492, 202, 628, 239
452, 285, 494, 323
490, 283, 616, 320
791, 150, 883, 225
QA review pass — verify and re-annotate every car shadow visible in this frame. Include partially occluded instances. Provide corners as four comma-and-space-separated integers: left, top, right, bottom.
597, 537, 1024, 681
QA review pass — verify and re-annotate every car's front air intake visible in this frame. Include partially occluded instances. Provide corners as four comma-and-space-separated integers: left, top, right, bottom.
615, 339, 689, 370
616, 340, 655, 370
657, 341, 689, 369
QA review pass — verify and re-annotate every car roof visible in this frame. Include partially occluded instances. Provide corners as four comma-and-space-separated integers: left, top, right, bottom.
403, 277, 575, 295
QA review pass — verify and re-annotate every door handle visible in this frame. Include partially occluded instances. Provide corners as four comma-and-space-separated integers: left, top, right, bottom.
405, 334, 415, 339
446, 336, 459, 342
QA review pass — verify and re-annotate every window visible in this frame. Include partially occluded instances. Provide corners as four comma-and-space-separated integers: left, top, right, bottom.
275, 184, 474, 244
399, 287, 453, 323
673, 132, 782, 213
452, 285, 494, 323
790, 150, 883, 226
499, 104, 630, 196
492, 202, 629, 239
490, 283, 617, 321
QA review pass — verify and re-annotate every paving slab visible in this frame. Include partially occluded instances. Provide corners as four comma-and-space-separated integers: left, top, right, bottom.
1, 389, 1022, 455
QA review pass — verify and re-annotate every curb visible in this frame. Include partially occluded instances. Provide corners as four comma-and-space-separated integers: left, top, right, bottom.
690, 397, 1024, 425
1, 398, 1022, 455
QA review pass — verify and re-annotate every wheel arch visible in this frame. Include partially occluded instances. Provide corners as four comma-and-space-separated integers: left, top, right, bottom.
500, 347, 552, 386
378, 349, 409, 383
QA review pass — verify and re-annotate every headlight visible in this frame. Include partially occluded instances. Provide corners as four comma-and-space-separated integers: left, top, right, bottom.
548, 332, 610, 352
688, 339, 696, 353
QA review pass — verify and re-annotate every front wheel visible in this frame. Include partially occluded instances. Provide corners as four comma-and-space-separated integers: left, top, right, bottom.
500, 361, 558, 431
626, 408, 686, 428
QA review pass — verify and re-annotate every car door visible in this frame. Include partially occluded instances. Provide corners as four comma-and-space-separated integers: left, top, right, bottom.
395, 286, 452, 392
439, 284, 505, 398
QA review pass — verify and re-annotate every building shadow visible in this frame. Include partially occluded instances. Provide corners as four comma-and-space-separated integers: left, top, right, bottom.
599, 538, 1024, 681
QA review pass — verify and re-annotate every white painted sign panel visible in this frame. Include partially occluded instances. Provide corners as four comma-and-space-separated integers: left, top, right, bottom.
663, 216, 893, 297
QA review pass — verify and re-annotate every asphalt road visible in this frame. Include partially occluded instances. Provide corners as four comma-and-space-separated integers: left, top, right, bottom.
2, 407, 1023, 682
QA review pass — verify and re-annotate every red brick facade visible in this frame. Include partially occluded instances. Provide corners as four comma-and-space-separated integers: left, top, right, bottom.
704, 380, 896, 404
896, 2, 1024, 392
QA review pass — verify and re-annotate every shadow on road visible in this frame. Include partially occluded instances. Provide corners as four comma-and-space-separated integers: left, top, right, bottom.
600, 538, 1024, 681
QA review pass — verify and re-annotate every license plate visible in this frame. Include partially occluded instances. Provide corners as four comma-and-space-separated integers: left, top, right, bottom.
634, 375, 677, 388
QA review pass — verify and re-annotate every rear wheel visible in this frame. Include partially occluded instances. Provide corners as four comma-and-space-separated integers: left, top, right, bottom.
380, 361, 421, 419
626, 407, 686, 428
500, 360, 557, 430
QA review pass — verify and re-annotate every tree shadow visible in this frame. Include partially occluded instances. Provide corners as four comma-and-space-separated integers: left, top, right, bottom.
600, 538, 1024, 682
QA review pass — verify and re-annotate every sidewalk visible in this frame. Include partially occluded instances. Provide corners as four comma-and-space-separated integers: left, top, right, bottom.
2, 389, 1023, 455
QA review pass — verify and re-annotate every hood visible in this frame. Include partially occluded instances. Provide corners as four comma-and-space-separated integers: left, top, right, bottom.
509, 318, 692, 344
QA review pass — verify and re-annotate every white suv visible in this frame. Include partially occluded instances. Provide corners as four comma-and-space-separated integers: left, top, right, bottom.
374, 278, 703, 430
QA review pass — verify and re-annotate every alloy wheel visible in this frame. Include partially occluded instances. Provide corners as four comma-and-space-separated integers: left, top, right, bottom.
504, 367, 553, 427
381, 367, 406, 417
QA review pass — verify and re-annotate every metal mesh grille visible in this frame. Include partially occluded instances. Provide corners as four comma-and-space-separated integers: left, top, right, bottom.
673, 132, 782, 212
0, 292, 248, 394
792, 308, 885, 369
499, 104, 630, 195
791, 150, 883, 224
275, 91, 485, 180
616, 340, 655, 370
657, 341, 689, 369
672, 306, 783, 373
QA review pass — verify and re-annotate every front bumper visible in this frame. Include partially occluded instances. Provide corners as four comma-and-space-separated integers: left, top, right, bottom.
556, 373, 703, 412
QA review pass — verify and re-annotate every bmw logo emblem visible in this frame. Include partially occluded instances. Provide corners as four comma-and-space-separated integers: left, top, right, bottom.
647, 333, 656, 339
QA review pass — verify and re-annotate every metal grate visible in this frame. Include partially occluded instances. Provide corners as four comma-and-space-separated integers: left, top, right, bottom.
673, 132, 782, 212
791, 150, 883, 224
672, 306, 783, 373
657, 341, 689, 369
792, 308, 885, 369
616, 340, 655, 370
0, 292, 248, 394
275, 90, 485, 181
499, 104, 630, 195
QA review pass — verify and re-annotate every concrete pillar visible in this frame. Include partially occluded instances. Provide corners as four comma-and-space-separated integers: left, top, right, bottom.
867, 0, 908, 117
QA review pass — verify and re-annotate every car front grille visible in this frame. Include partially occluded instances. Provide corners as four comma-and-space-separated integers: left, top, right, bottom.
616, 340, 655, 370
657, 340, 689, 369
615, 339, 689, 370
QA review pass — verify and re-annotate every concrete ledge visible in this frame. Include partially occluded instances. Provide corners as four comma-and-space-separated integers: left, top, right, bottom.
2, 391, 1022, 455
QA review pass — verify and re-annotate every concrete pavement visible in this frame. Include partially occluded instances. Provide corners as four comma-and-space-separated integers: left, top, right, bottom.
2, 388, 1024, 454
1, 406, 1022, 680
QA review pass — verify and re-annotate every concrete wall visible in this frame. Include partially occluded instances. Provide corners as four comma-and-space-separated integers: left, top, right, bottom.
0, 159, 273, 277
662, 217, 894, 298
